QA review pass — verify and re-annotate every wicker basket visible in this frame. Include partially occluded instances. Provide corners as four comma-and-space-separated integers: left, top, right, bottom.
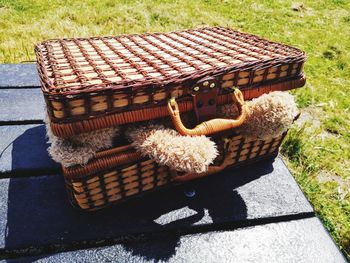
35, 27, 306, 210
35, 27, 306, 138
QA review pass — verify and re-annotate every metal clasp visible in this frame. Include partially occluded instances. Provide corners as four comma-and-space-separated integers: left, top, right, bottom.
190, 77, 219, 123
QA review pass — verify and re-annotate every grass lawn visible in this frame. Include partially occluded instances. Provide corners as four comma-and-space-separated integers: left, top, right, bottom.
1, 0, 349, 258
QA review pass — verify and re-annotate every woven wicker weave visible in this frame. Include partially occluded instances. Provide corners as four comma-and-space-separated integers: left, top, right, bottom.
35, 27, 306, 137
64, 133, 285, 211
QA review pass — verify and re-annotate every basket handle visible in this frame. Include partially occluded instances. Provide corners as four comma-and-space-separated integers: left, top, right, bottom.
167, 88, 247, 136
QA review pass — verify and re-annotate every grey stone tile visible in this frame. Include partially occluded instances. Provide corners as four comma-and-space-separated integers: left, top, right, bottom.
9, 218, 345, 263
0, 89, 45, 122
0, 64, 39, 88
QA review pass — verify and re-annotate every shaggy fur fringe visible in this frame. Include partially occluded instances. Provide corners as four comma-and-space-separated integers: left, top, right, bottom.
220, 91, 299, 140
46, 123, 119, 167
126, 124, 218, 174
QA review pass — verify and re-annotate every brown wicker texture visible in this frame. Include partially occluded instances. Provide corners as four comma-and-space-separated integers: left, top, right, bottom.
35, 27, 306, 137
49, 77, 305, 138
64, 133, 285, 211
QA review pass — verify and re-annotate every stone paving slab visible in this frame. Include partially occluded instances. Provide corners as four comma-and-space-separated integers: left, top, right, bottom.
0, 158, 312, 256
8, 218, 345, 263
0, 89, 45, 123
0, 64, 39, 88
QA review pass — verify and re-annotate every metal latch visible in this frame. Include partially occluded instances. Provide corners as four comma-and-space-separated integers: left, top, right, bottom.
190, 77, 219, 123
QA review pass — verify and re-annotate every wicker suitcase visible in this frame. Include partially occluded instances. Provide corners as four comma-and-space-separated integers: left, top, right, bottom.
36, 27, 306, 138
36, 27, 306, 211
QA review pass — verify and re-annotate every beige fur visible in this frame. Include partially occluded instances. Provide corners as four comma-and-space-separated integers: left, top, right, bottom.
47, 124, 119, 167
219, 91, 299, 140
126, 124, 218, 173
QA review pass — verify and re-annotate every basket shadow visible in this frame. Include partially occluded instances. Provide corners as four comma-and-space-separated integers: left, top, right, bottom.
3, 124, 60, 175
4, 125, 274, 262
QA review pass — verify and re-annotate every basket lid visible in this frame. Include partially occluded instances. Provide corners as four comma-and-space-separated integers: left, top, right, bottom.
35, 27, 305, 96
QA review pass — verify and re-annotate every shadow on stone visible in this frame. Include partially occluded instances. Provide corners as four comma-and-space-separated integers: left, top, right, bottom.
1, 124, 59, 175
4, 126, 275, 261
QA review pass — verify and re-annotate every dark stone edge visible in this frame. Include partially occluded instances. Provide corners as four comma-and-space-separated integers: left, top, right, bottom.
0, 120, 44, 126
0, 86, 40, 89
0, 169, 60, 179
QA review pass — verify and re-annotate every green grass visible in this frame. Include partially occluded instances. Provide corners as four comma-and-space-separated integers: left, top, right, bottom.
1, 0, 349, 258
